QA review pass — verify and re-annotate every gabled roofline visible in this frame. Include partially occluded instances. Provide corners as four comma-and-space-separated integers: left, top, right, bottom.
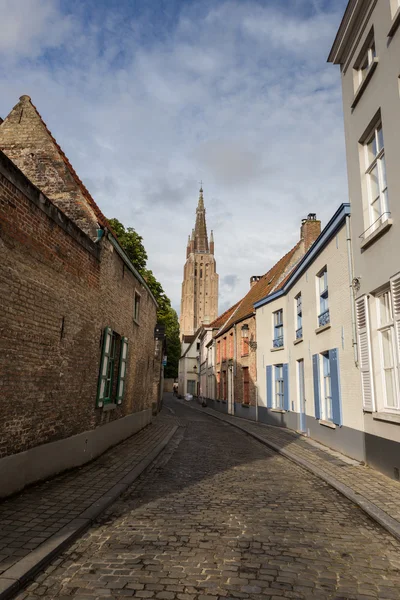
180, 326, 202, 359
254, 203, 350, 310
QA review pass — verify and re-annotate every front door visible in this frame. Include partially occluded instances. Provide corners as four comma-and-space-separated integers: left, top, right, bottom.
187, 380, 196, 396
228, 367, 235, 415
298, 359, 306, 433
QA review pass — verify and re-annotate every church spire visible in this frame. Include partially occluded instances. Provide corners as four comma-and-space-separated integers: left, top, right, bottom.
194, 186, 208, 253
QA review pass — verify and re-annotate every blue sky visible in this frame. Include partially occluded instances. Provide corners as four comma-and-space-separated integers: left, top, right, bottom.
0, 0, 349, 314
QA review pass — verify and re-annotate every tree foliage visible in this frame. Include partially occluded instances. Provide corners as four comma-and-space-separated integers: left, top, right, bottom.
108, 218, 180, 378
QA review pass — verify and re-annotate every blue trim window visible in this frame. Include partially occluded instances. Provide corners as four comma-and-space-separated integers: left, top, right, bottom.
322, 352, 333, 421
296, 294, 302, 339
273, 309, 284, 347
318, 269, 330, 327
275, 364, 284, 408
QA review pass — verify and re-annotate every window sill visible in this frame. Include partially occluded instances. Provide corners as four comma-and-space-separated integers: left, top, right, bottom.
271, 346, 285, 352
270, 408, 286, 413
241, 354, 249, 358
315, 324, 331, 335
319, 419, 336, 429
293, 338, 303, 345
360, 218, 393, 251
241, 403, 250, 408
351, 59, 378, 110
373, 411, 400, 425
388, 8, 400, 37
102, 403, 117, 412
133, 318, 140, 326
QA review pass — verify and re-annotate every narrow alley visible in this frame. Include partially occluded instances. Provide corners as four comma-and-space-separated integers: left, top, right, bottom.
13, 398, 400, 600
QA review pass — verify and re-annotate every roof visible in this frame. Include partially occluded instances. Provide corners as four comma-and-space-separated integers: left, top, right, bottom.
0, 95, 114, 238
254, 203, 351, 310
327, 0, 372, 65
216, 241, 302, 338
208, 301, 242, 330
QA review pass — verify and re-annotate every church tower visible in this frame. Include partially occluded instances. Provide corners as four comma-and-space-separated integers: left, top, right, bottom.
180, 188, 218, 338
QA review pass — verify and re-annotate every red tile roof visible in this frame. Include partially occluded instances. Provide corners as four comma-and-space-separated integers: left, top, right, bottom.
209, 300, 242, 330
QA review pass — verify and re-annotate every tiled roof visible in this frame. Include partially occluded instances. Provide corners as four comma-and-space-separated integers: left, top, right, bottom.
209, 301, 242, 330
216, 241, 302, 338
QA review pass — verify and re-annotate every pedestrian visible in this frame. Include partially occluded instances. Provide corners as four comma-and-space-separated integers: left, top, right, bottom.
173, 382, 178, 397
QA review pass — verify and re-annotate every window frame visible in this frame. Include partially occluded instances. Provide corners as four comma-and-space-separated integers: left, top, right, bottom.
364, 123, 389, 234
295, 293, 302, 339
376, 289, 399, 412
274, 364, 284, 409
273, 309, 284, 348
321, 352, 333, 422
317, 268, 330, 327
134, 291, 141, 324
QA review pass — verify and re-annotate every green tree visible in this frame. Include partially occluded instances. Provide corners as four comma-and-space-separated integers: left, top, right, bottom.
108, 217, 180, 378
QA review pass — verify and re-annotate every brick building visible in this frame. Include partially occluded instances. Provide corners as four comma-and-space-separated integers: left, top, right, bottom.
0, 96, 161, 497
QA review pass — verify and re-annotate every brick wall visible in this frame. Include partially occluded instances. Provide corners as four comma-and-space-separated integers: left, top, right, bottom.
0, 151, 158, 459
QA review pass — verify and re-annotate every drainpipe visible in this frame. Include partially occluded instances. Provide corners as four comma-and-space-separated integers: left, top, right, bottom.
346, 215, 358, 366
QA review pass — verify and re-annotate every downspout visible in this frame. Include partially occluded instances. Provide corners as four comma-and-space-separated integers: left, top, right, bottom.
346, 214, 358, 366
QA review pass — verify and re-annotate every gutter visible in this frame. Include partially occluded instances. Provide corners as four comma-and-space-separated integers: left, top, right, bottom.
107, 233, 158, 307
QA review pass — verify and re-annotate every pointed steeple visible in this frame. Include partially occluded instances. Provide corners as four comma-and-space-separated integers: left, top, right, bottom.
194, 186, 209, 253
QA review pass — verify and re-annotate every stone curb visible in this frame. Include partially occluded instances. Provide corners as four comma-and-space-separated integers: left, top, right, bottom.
181, 400, 400, 545
0, 425, 179, 600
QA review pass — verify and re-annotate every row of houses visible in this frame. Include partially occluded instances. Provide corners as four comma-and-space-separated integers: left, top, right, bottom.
180, 0, 400, 481
0, 95, 164, 498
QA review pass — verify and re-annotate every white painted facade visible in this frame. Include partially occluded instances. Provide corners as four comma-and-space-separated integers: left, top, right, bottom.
178, 331, 201, 397
255, 206, 365, 461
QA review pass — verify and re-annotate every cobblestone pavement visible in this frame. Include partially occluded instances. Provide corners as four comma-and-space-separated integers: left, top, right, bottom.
14, 397, 400, 600
191, 402, 400, 526
0, 417, 176, 575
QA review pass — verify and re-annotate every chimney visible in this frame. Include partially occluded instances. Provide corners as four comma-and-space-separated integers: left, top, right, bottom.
300, 213, 321, 252
250, 275, 261, 288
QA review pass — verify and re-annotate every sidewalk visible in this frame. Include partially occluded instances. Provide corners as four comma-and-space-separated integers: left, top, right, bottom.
183, 400, 400, 544
0, 414, 178, 600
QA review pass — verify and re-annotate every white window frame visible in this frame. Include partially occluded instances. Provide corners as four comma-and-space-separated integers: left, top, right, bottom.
295, 293, 302, 339
376, 289, 399, 411
321, 352, 333, 422
317, 269, 329, 326
391, 0, 400, 18
273, 309, 284, 347
274, 364, 284, 409
134, 291, 141, 323
355, 39, 376, 90
364, 123, 389, 234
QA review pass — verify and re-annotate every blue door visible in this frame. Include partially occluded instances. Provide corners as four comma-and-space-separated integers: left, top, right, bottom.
298, 359, 306, 433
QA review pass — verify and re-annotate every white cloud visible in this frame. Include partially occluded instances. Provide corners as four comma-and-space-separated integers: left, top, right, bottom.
0, 0, 349, 315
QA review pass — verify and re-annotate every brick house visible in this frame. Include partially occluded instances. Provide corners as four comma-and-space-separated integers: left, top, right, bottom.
0, 96, 162, 497
207, 215, 320, 419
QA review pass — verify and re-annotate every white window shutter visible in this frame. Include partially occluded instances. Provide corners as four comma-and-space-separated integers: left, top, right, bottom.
390, 273, 400, 391
356, 296, 375, 412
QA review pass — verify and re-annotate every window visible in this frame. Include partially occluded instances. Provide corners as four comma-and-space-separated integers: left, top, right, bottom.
354, 37, 376, 90
364, 123, 389, 234
96, 327, 128, 408
197, 342, 200, 351
222, 337, 227, 361
273, 310, 284, 347
241, 325, 249, 356
377, 289, 398, 410
318, 269, 330, 327
134, 292, 141, 323
223, 371, 227, 400
217, 341, 221, 364
229, 333, 234, 359
322, 352, 333, 422
216, 372, 221, 399
243, 367, 250, 405
275, 365, 284, 408
295, 294, 302, 339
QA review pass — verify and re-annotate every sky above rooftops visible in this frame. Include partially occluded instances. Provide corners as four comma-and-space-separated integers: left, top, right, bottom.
0, 0, 348, 315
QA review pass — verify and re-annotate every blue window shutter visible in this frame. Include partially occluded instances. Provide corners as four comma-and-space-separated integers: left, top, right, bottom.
329, 348, 342, 426
312, 354, 321, 420
266, 365, 272, 408
283, 363, 289, 411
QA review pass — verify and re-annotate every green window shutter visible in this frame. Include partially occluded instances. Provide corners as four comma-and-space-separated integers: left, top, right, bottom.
96, 326, 113, 408
117, 337, 129, 405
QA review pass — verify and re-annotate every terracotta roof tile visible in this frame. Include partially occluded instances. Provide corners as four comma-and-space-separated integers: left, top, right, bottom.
216, 241, 303, 337
209, 300, 242, 330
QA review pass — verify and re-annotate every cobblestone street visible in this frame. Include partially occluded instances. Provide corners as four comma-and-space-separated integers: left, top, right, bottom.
15, 398, 400, 600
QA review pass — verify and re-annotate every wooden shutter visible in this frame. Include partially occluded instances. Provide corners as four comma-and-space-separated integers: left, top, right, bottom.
96, 326, 113, 408
356, 296, 375, 412
283, 363, 290, 411
117, 337, 128, 405
390, 274, 400, 391
266, 365, 272, 408
329, 348, 342, 426
312, 354, 321, 420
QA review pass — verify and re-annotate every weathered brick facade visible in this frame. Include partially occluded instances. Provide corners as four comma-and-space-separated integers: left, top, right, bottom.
0, 97, 161, 493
